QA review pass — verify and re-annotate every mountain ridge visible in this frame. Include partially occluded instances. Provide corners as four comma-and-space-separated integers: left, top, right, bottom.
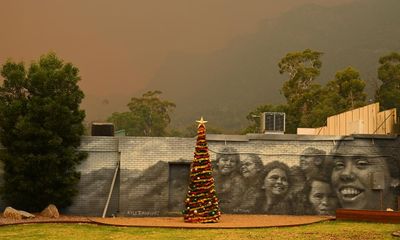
147, 0, 400, 132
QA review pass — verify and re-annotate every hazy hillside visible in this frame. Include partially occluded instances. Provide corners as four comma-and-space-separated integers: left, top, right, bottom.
147, 0, 400, 132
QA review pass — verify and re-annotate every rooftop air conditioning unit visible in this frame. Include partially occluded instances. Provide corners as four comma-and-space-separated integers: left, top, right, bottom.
91, 122, 115, 136
261, 112, 285, 134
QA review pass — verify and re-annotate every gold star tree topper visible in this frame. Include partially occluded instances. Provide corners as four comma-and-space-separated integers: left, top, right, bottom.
196, 116, 208, 127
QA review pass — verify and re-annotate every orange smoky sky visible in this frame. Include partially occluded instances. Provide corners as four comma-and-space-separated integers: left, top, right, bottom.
0, 0, 353, 122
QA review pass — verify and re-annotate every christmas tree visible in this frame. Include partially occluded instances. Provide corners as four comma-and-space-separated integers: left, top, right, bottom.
183, 117, 221, 223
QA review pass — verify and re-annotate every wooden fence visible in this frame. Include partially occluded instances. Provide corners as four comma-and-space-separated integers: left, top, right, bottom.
298, 103, 397, 135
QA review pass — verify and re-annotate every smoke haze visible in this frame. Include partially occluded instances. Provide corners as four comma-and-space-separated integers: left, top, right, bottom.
3, 0, 390, 131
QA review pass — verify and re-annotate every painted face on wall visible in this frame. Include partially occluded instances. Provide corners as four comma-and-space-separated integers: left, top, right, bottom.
264, 168, 289, 196
308, 180, 337, 215
331, 155, 391, 210
217, 155, 238, 176
240, 156, 259, 179
300, 155, 321, 178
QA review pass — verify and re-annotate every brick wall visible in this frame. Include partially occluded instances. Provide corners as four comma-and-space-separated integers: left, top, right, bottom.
1, 134, 400, 216
65, 136, 120, 216
115, 134, 400, 216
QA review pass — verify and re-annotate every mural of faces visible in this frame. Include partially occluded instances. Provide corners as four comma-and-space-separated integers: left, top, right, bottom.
300, 155, 314, 172
331, 155, 393, 210
299, 147, 326, 180
308, 180, 337, 215
300, 156, 319, 177
162, 144, 399, 216
217, 155, 238, 175
264, 168, 289, 197
240, 154, 262, 179
214, 147, 245, 211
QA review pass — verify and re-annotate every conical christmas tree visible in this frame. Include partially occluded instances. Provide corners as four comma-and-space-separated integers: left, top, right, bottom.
183, 117, 221, 223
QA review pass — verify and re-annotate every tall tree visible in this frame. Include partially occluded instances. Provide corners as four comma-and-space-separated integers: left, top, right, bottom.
278, 49, 323, 133
304, 66, 367, 128
296, 84, 325, 128
108, 90, 176, 136
278, 49, 323, 103
107, 112, 136, 135
329, 66, 366, 110
245, 51, 369, 134
0, 53, 87, 211
375, 52, 400, 112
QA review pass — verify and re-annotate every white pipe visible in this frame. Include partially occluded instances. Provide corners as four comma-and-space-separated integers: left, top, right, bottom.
102, 160, 120, 218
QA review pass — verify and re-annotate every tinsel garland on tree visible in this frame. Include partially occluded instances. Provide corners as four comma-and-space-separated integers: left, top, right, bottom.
183, 117, 221, 223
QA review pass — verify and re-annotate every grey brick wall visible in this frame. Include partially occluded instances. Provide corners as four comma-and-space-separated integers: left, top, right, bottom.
119, 136, 194, 216
65, 136, 120, 216
116, 134, 400, 216
0, 134, 400, 216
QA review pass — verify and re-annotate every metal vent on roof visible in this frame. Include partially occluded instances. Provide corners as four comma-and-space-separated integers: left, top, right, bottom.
261, 112, 285, 134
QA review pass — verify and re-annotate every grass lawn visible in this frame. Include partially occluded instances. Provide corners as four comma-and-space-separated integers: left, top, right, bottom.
0, 221, 398, 240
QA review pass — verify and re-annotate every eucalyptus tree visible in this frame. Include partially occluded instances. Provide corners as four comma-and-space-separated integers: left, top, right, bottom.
375, 52, 400, 112
108, 90, 176, 136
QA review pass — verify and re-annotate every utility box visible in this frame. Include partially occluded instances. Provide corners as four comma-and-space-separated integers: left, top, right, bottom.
91, 122, 115, 136
261, 112, 285, 134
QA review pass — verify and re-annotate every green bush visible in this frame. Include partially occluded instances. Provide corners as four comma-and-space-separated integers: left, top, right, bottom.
0, 53, 87, 211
